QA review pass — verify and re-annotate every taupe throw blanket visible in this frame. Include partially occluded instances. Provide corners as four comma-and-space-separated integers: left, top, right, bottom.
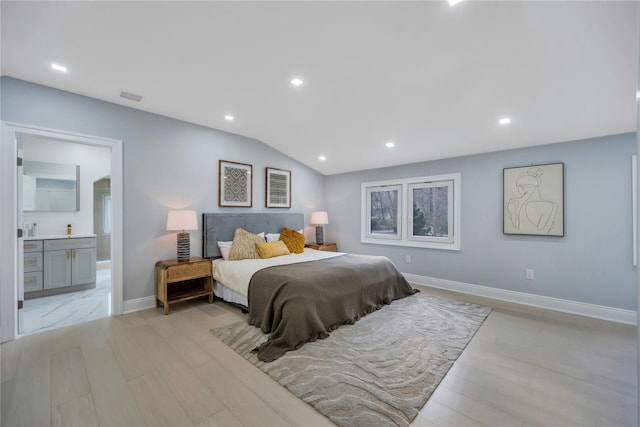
248, 254, 417, 362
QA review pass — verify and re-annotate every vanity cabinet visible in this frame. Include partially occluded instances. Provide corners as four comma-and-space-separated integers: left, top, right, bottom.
44, 238, 97, 289
24, 236, 96, 299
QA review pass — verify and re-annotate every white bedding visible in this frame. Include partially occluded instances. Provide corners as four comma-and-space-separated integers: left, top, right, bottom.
212, 248, 344, 298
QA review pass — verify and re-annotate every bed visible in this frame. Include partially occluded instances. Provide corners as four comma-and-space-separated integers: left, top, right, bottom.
203, 213, 416, 361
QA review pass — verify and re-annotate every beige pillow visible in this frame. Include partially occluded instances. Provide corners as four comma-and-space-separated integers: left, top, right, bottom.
279, 227, 305, 254
228, 228, 265, 260
256, 240, 291, 259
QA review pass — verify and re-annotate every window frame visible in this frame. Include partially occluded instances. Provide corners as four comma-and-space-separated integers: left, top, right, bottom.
364, 184, 402, 241
408, 180, 455, 244
361, 173, 461, 251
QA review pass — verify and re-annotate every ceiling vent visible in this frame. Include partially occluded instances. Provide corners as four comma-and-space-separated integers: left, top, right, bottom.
119, 91, 143, 102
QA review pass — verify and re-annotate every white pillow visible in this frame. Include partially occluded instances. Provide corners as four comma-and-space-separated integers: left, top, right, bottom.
217, 241, 232, 260
266, 230, 303, 242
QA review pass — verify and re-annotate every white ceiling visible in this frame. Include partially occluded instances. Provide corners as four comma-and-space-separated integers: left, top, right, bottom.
1, 1, 638, 175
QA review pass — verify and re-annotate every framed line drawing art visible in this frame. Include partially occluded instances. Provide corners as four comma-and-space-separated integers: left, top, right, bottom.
219, 160, 252, 207
265, 167, 291, 208
503, 162, 564, 236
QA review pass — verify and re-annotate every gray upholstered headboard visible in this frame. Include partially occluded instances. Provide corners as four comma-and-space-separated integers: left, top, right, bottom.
202, 213, 304, 259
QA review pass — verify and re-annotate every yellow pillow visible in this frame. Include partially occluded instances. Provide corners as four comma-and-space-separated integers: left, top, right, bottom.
256, 240, 291, 259
279, 227, 305, 254
228, 228, 264, 260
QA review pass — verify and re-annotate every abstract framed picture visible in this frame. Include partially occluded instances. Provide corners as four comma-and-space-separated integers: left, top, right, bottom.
503, 162, 564, 236
265, 167, 291, 208
219, 160, 252, 207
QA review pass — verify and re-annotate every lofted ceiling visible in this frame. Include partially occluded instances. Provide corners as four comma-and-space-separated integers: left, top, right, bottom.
1, 1, 637, 175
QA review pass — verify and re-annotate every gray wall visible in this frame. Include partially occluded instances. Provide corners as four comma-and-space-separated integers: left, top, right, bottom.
325, 133, 637, 310
3, 76, 636, 311
1, 77, 325, 301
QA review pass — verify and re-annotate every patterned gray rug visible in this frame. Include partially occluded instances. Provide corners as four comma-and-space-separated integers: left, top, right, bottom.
211, 293, 491, 427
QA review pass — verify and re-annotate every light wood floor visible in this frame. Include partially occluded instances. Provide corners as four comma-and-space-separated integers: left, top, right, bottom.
1, 285, 637, 427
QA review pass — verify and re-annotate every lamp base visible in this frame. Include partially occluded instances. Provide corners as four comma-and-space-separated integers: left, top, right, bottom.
176, 231, 190, 262
315, 226, 324, 245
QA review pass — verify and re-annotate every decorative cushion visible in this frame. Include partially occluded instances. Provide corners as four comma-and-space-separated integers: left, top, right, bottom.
229, 228, 265, 260
217, 241, 233, 260
279, 227, 305, 254
266, 230, 303, 242
256, 240, 291, 259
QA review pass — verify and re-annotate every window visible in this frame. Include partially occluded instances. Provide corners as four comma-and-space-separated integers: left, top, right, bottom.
365, 184, 402, 240
361, 173, 461, 250
103, 194, 111, 234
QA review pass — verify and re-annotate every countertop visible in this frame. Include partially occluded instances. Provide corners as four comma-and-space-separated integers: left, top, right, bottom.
24, 233, 97, 241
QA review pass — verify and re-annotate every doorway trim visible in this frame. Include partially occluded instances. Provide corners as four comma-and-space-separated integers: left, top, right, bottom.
1, 122, 123, 342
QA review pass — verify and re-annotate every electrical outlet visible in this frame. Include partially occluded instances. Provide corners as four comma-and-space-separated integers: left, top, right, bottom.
525, 269, 535, 280
405, 255, 412, 263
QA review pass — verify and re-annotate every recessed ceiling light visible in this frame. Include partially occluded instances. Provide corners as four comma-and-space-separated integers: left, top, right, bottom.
224, 115, 235, 121
448, 0, 465, 6
290, 77, 304, 87
499, 117, 511, 125
119, 91, 143, 102
51, 63, 67, 72
385, 141, 395, 148
319, 155, 326, 161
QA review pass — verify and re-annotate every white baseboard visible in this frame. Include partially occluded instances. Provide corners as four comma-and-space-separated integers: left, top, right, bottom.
403, 273, 637, 325
122, 274, 636, 325
123, 295, 156, 314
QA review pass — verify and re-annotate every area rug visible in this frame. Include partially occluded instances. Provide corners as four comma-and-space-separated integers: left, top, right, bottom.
210, 293, 491, 427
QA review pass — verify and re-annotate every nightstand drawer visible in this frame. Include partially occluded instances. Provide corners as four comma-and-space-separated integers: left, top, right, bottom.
166, 261, 211, 282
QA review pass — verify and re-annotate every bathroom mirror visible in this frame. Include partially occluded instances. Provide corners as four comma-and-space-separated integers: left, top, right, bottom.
23, 160, 79, 212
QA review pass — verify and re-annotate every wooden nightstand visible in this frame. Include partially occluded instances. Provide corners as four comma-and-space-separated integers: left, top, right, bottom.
155, 257, 213, 314
305, 243, 337, 252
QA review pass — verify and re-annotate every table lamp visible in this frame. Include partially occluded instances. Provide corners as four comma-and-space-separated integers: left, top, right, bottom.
310, 211, 329, 245
166, 210, 198, 261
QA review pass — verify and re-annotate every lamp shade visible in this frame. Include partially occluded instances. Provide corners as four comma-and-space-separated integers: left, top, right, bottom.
166, 210, 198, 231
310, 211, 329, 225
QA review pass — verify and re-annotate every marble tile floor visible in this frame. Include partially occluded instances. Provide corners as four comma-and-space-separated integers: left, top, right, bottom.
21, 269, 111, 335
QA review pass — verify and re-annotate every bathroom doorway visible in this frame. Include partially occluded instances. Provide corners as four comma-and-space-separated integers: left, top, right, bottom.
1, 123, 123, 342
19, 135, 113, 335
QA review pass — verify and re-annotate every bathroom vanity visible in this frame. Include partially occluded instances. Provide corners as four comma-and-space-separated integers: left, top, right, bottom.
24, 234, 97, 299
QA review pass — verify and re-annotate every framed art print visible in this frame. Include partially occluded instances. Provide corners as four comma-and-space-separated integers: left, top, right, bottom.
219, 160, 252, 207
503, 162, 564, 236
265, 167, 291, 208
